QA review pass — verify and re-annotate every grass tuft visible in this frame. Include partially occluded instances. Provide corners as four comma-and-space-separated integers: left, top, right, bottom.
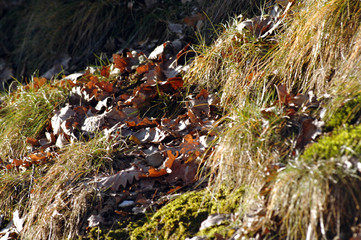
21, 136, 120, 239
0, 78, 67, 160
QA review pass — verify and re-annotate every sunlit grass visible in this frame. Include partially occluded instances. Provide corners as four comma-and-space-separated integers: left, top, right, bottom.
0, 78, 67, 160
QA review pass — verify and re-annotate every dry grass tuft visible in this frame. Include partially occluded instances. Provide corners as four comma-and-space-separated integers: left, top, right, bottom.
21, 137, 117, 239
185, 17, 273, 107
265, 159, 361, 239
264, 0, 361, 94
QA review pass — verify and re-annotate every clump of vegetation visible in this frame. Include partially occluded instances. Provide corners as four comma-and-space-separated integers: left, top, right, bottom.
265, 158, 361, 239
0, 78, 67, 160
22, 136, 119, 239
184, 0, 361, 239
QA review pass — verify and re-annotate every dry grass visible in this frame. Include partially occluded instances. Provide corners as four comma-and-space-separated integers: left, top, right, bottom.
21, 136, 117, 239
184, 0, 361, 238
265, 159, 361, 239
263, 0, 361, 94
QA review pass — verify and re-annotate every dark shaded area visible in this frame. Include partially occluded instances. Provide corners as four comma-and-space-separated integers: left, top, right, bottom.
0, 0, 265, 88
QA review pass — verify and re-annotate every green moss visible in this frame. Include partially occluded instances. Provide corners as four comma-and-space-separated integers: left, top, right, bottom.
88, 225, 130, 240
127, 186, 244, 240
130, 190, 212, 240
302, 124, 361, 161
196, 223, 235, 239
325, 94, 361, 131
209, 186, 245, 214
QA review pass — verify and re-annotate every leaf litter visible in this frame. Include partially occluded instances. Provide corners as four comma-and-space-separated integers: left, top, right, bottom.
0, 40, 223, 233
0, 3, 334, 237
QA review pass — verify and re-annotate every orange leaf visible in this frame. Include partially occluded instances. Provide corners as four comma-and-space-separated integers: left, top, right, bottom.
196, 89, 208, 100
26, 137, 39, 147
33, 77, 47, 89
165, 150, 178, 169
90, 75, 99, 83
114, 210, 128, 216
87, 80, 96, 89
100, 66, 110, 77
136, 64, 150, 75
146, 167, 168, 178
29, 153, 47, 163
167, 77, 183, 90
113, 54, 130, 72
167, 186, 181, 194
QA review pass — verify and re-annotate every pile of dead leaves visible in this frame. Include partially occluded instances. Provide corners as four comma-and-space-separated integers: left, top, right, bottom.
0, 41, 223, 234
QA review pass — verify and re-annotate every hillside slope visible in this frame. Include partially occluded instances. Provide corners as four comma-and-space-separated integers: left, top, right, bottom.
1, 0, 361, 239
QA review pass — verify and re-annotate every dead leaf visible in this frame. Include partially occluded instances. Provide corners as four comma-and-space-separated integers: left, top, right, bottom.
96, 165, 143, 191
164, 160, 197, 184
51, 104, 75, 135
26, 137, 39, 147
33, 77, 47, 90
113, 54, 131, 73
100, 66, 110, 77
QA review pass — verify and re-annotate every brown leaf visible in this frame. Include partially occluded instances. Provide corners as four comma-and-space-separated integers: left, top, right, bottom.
277, 84, 290, 105
113, 54, 131, 73
6, 159, 31, 169
161, 77, 183, 92
96, 81, 113, 93
295, 118, 318, 150
183, 13, 205, 28
164, 160, 197, 184
100, 66, 110, 77
96, 165, 142, 191
26, 137, 40, 147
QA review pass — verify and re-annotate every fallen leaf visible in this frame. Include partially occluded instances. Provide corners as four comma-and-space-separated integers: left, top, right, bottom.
113, 54, 131, 73
96, 165, 143, 191
26, 137, 39, 147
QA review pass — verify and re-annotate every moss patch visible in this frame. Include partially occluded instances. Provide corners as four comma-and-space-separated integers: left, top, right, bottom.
302, 124, 361, 161
325, 94, 361, 131
130, 191, 211, 240
85, 186, 246, 240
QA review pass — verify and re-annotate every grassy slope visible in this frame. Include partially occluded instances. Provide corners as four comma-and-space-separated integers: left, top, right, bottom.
1, 0, 361, 239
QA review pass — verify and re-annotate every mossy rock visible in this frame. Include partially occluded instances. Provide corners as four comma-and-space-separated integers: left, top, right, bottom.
130, 191, 212, 240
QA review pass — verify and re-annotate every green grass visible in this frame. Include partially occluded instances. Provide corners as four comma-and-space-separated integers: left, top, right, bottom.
0, 78, 67, 160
